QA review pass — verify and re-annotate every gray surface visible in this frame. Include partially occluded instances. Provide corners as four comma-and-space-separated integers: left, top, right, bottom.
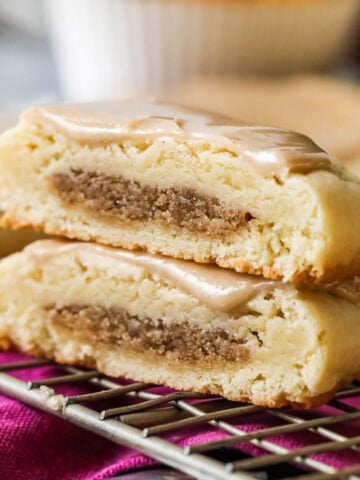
0, 22, 60, 113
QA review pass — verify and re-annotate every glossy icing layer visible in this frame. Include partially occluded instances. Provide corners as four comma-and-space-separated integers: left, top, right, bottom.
25, 240, 360, 312
24, 99, 334, 176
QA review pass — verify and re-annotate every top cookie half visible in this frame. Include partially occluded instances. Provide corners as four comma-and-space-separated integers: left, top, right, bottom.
0, 99, 359, 283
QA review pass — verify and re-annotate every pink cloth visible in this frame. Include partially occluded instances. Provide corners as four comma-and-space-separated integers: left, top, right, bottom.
1, 351, 360, 480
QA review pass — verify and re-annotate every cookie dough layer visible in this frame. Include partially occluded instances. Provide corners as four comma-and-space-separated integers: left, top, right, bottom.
1, 100, 360, 282
1, 239, 360, 408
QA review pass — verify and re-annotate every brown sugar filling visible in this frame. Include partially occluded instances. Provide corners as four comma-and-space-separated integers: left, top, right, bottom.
46, 304, 249, 363
51, 168, 255, 235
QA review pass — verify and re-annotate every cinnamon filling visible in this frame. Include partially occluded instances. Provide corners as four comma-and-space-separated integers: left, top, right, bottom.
47, 304, 250, 363
51, 168, 255, 235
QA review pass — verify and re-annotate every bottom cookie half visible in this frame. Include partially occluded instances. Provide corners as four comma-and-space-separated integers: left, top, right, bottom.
1, 240, 360, 408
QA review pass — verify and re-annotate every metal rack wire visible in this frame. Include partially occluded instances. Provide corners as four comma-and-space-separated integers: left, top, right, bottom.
1, 358, 360, 480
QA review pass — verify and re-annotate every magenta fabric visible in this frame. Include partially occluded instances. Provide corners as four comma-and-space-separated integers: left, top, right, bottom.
1, 351, 360, 480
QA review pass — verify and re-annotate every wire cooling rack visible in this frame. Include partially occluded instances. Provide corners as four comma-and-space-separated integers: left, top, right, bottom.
1, 358, 360, 480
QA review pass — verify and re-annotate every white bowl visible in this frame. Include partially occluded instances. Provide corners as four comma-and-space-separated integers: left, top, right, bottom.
45, 0, 360, 100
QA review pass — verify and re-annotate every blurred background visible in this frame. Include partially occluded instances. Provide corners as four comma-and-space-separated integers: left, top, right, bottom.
0, 0, 359, 104
0, 0, 359, 171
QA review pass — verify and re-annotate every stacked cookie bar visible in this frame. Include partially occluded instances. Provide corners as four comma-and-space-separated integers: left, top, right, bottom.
0, 100, 359, 408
